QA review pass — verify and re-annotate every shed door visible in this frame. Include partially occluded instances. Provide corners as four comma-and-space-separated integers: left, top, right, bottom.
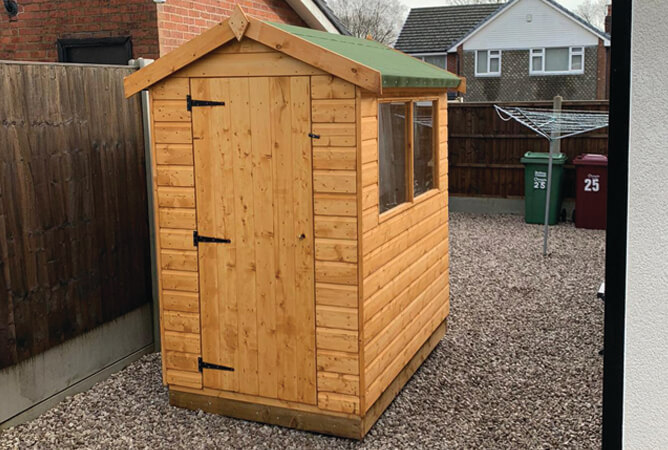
190, 77, 316, 404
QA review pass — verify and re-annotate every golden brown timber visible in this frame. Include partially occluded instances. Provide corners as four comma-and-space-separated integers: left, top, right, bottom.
128, 8, 456, 437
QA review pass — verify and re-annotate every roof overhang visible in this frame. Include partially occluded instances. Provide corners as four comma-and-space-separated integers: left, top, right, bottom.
447, 0, 610, 52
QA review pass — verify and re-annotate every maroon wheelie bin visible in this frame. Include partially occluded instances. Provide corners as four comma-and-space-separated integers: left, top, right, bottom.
574, 154, 608, 229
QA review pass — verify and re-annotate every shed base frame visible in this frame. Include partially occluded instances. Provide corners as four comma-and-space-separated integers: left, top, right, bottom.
169, 319, 447, 439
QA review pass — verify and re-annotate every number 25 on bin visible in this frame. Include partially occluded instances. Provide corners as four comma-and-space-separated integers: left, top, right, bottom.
584, 177, 600, 192
533, 178, 546, 189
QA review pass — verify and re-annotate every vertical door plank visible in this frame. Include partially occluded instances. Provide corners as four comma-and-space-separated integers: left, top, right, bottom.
192, 78, 238, 392
229, 77, 259, 396
249, 77, 279, 399
290, 76, 317, 405
215, 78, 239, 393
270, 77, 298, 402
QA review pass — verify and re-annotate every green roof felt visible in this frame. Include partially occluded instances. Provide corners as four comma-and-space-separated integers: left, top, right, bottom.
268, 22, 462, 89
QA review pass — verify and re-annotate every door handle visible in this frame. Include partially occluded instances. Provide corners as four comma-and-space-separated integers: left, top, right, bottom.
298, 233, 306, 240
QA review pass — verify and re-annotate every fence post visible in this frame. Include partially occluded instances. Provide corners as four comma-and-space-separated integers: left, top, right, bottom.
133, 57, 161, 351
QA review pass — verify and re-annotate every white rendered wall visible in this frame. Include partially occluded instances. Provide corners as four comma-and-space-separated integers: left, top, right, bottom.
461, 0, 600, 51
624, 1, 668, 447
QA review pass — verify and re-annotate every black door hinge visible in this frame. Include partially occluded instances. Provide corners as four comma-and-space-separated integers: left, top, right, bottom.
187, 95, 226, 111
193, 230, 231, 247
198, 357, 234, 373
308, 132, 320, 139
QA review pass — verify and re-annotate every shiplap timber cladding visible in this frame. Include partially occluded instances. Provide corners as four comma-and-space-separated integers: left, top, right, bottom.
137, 15, 453, 437
360, 90, 450, 412
311, 74, 361, 416
150, 76, 203, 390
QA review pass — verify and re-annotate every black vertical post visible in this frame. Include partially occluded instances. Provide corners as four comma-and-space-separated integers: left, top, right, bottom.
602, 0, 632, 448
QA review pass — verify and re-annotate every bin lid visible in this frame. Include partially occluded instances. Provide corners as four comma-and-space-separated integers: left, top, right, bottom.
574, 153, 608, 166
520, 152, 568, 165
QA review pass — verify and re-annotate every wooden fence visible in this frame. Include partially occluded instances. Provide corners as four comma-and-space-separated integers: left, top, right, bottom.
448, 100, 609, 198
0, 62, 150, 369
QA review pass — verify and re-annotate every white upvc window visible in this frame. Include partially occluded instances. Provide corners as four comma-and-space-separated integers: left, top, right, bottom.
530, 47, 585, 75
475, 50, 501, 77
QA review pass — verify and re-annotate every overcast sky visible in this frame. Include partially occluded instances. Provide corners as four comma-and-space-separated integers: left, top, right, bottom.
400, 0, 585, 11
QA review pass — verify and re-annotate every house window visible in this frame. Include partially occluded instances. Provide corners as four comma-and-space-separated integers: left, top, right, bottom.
530, 47, 585, 75
413, 101, 436, 196
475, 50, 501, 76
378, 99, 439, 214
57, 37, 133, 65
418, 55, 447, 69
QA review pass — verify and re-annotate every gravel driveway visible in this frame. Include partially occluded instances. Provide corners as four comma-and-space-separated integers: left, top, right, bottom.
0, 213, 605, 449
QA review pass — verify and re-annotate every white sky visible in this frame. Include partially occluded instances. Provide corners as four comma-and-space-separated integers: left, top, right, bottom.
400, 0, 585, 12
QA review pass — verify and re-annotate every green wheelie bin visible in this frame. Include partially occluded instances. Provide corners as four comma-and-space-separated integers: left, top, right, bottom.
520, 152, 567, 225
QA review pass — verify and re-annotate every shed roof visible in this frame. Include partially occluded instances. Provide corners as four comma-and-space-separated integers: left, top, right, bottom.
395, 4, 502, 54
124, 6, 463, 98
269, 22, 462, 89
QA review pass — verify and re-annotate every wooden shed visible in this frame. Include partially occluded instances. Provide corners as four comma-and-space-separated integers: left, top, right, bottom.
124, 6, 463, 439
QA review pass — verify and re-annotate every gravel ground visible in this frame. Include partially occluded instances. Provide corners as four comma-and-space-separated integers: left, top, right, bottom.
0, 213, 605, 449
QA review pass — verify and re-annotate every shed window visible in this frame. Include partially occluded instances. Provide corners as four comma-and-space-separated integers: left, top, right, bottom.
378, 99, 439, 214
475, 50, 501, 76
379, 103, 408, 213
530, 47, 585, 75
413, 101, 435, 196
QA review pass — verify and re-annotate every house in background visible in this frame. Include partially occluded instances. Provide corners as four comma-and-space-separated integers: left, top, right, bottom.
0, 0, 347, 63
396, 0, 610, 102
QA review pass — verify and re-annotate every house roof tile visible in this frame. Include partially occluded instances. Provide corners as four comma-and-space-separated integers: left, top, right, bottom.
395, 4, 502, 54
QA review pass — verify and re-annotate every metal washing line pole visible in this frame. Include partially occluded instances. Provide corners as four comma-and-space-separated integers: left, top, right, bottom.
494, 100, 609, 256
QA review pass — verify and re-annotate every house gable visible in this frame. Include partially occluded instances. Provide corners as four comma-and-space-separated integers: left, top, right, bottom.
449, 0, 609, 52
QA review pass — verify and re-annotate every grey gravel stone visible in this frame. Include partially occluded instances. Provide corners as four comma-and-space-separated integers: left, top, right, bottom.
0, 213, 604, 449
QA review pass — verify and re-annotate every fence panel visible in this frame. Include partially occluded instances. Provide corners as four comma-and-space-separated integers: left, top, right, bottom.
448, 101, 609, 198
0, 62, 150, 369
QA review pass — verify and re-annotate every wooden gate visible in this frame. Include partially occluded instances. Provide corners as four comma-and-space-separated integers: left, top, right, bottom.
190, 76, 317, 404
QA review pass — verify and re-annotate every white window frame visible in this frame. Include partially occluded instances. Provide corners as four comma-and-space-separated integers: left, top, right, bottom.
474, 50, 501, 77
530, 47, 585, 75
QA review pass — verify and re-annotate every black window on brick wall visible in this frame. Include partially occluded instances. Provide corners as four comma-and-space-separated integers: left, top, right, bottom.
57, 37, 132, 65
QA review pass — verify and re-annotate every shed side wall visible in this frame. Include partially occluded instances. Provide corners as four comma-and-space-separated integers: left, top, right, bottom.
360, 91, 450, 412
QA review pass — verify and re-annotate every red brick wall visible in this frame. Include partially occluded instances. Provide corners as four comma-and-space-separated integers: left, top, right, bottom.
0, 0, 306, 62
0, 0, 160, 62
447, 53, 458, 74
157, 1, 305, 55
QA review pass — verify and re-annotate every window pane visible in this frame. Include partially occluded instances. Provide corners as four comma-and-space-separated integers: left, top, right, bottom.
476, 51, 488, 73
532, 56, 542, 72
571, 54, 583, 70
423, 55, 446, 68
545, 47, 569, 71
413, 101, 435, 196
378, 103, 408, 213
489, 57, 500, 73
